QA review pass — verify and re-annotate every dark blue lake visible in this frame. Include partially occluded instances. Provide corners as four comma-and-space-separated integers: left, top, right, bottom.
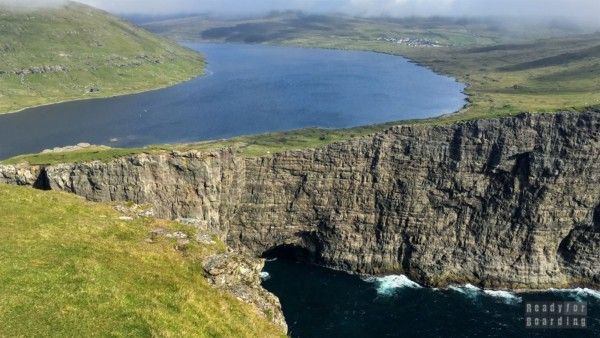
0, 43, 465, 159
262, 259, 600, 338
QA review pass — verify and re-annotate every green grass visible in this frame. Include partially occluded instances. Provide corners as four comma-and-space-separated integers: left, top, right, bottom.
0, 2, 204, 114
0, 184, 285, 337
396, 34, 600, 118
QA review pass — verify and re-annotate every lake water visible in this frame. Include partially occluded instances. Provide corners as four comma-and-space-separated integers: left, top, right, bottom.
0, 43, 465, 159
262, 259, 600, 338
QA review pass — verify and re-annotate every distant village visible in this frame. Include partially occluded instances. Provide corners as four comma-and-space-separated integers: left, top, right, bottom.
376, 36, 442, 47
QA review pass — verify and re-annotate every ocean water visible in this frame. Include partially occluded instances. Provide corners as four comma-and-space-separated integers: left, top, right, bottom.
262, 259, 600, 338
0, 43, 465, 159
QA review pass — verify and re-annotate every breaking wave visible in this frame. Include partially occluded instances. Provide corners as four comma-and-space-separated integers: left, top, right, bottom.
448, 284, 481, 298
363, 275, 422, 295
360, 277, 598, 304
547, 288, 600, 301
482, 289, 522, 304
259, 271, 271, 281
449, 284, 522, 304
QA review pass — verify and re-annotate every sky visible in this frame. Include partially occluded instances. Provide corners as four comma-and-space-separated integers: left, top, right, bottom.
3, 0, 600, 22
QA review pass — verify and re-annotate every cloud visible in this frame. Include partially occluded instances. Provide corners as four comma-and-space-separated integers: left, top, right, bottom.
6, 0, 600, 22
0, 0, 68, 8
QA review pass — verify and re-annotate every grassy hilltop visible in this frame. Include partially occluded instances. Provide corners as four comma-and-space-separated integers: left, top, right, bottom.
0, 2, 204, 113
0, 184, 284, 337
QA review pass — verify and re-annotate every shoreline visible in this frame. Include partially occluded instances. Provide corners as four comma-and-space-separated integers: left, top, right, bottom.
2, 40, 471, 122
0, 69, 205, 116
263, 257, 600, 295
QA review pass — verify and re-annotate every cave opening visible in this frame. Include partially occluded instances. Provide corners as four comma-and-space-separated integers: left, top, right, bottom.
33, 168, 51, 191
262, 244, 317, 263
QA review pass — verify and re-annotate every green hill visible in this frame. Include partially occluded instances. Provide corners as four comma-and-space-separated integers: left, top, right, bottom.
0, 184, 284, 337
0, 2, 204, 113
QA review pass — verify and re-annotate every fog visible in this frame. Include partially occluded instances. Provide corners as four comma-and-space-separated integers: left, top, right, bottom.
0, 0, 67, 9
3, 0, 600, 25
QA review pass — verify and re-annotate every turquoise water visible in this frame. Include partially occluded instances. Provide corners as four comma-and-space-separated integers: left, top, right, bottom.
0, 43, 465, 159
262, 259, 600, 337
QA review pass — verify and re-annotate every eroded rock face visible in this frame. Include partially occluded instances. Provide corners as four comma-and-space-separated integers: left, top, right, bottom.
202, 253, 288, 331
2, 111, 599, 289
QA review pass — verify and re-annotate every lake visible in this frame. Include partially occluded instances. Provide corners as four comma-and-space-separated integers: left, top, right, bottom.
0, 43, 465, 159
262, 258, 600, 338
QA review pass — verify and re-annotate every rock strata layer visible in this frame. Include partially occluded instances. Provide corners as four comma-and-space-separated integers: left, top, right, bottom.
2, 111, 599, 289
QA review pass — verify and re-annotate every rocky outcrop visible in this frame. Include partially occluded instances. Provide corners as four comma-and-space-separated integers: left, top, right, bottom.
41, 143, 110, 154
202, 253, 288, 331
2, 111, 600, 290
12, 65, 68, 76
112, 201, 288, 332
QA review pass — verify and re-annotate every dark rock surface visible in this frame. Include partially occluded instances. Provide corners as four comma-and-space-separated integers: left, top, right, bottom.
2, 111, 599, 289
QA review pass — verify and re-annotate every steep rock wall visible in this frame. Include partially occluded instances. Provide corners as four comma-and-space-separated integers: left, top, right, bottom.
2, 111, 599, 289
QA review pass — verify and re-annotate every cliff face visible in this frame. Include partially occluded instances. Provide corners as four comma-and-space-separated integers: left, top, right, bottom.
2, 111, 599, 289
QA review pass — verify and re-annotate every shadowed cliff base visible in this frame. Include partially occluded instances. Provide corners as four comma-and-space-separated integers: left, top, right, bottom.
1, 110, 599, 290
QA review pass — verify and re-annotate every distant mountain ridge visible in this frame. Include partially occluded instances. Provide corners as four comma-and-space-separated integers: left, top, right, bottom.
0, 1, 204, 113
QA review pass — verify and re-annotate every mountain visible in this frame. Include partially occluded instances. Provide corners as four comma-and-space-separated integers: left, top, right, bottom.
0, 1, 204, 113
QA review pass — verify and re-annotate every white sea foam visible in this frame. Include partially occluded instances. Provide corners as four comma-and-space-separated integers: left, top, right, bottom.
448, 284, 522, 303
259, 271, 271, 281
265, 257, 278, 262
483, 289, 522, 304
547, 287, 600, 301
364, 275, 421, 295
448, 284, 481, 298
463, 283, 480, 291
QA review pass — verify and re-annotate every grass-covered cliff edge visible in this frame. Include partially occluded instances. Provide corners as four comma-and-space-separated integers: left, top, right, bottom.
0, 184, 286, 336
2, 111, 599, 290
0, 2, 204, 114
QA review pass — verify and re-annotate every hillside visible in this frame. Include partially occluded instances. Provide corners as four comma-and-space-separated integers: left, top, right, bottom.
143, 13, 585, 47
143, 13, 600, 120
0, 184, 285, 337
0, 2, 204, 113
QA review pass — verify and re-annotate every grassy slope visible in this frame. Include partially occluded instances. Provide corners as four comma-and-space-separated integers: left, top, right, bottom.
0, 2, 204, 114
0, 184, 284, 337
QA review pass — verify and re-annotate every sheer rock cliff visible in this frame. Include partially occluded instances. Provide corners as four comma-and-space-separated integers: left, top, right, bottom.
2, 111, 599, 290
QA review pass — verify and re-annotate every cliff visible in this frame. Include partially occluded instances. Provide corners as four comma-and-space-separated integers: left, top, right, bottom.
2, 111, 599, 289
